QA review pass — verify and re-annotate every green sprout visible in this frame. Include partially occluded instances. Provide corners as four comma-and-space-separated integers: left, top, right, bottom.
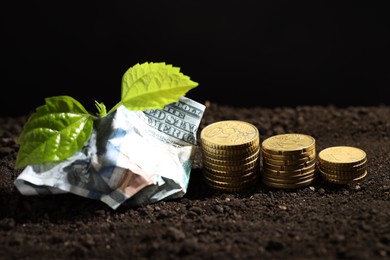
15, 62, 198, 169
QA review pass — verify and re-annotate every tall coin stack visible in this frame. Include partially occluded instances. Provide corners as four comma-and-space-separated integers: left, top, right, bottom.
200, 120, 260, 192
317, 146, 368, 184
261, 133, 317, 189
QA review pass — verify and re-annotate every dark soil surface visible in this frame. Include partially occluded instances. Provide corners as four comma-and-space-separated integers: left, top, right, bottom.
1, 102, 390, 259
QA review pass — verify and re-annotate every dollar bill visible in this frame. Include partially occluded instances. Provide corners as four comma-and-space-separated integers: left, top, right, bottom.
14, 96, 206, 209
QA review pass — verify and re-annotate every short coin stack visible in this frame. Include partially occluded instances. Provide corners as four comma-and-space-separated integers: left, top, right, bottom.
261, 133, 317, 189
317, 146, 368, 184
200, 120, 260, 192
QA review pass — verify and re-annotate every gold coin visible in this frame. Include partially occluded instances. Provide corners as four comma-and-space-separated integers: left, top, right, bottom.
319, 171, 366, 182
203, 148, 260, 166
203, 156, 259, 172
203, 169, 259, 183
319, 171, 367, 181
261, 133, 315, 155
201, 120, 259, 150
318, 146, 367, 167
204, 180, 257, 192
262, 172, 317, 184
262, 176, 316, 189
263, 158, 316, 171
318, 163, 367, 176
203, 173, 259, 190
261, 148, 316, 161
202, 143, 259, 159
203, 162, 260, 177
319, 169, 368, 184
263, 164, 316, 178
319, 158, 368, 172
203, 177, 258, 189
201, 136, 260, 152
262, 153, 316, 166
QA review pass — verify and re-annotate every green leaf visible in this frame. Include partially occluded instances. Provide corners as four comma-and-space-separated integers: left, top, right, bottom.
118, 62, 198, 111
15, 96, 94, 169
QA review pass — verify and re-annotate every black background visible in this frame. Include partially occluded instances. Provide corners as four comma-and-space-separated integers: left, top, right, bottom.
1, 1, 389, 116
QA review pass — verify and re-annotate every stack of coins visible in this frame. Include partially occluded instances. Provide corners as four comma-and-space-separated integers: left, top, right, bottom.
317, 146, 368, 184
261, 133, 317, 189
200, 120, 260, 192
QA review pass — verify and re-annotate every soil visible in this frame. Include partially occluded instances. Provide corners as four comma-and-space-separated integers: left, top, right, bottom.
1, 102, 390, 259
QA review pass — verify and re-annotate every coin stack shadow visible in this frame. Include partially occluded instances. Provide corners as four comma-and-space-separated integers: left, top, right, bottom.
261, 133, 318, 189
317, 146, 368, 184
200, 120, 260, 192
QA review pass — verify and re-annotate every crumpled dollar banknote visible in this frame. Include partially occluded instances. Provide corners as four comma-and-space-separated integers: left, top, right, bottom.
14, 96, 205, 209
